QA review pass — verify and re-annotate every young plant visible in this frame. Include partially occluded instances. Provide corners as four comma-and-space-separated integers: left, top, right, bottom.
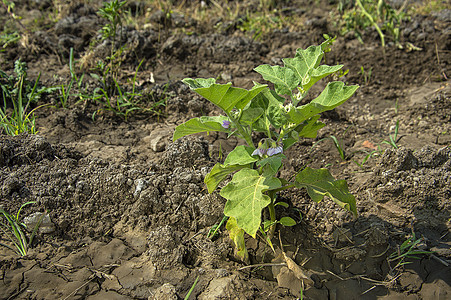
336, 0, 408, 47
57, 48, 85, 108
388, 233, 432, 272
0, 201, 43, 256
313, 135, 347, 161
98, 0, 127, 72
91, 59, 144, 120
0, 60, 53, 135
381, 120, 400, 148
360, 66, 372, 85
173, 37, 358, 260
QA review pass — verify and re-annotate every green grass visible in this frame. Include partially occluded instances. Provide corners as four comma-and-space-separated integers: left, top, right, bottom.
0, 201, 43, 256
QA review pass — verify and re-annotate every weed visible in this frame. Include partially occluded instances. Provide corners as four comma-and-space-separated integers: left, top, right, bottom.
335, 0, 408, 47
388, 232, 432, 273
0, 31, 20, 49
314, 135, 347, 161
183, 276, 199, 300
98, 0, 127, 54
173, 37, 358, 261
0, 201, 43, 256
91, 59, 150, 120
57, 48, 85, 109
381, 120, 400, 148
360, 66, 373, 85
0, 60, 54, 135
207, 215, 228, 240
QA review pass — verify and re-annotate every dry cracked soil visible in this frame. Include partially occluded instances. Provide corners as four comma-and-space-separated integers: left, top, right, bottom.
0, 0, 450, 299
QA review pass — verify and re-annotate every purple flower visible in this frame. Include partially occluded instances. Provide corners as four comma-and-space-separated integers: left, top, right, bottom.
222, 120, 231, 129
267, 146, 283, 156
252, 148, 266, 157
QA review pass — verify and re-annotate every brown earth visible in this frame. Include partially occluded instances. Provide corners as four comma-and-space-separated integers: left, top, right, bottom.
0, 0, 450, 299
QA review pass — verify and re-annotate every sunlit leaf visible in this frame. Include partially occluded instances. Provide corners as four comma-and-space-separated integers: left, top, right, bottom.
182, 78, 266, 113
294, 167, 357, 216
173, 116, 228, 141
254, 65, 299, 96
287, 81, 359, 125
224, 145, 257, 166
221, 168, 281, 237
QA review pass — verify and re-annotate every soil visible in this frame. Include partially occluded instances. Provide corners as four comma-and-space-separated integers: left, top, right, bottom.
1, 0, 450, 299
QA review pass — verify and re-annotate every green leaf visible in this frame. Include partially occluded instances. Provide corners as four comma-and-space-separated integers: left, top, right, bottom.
294, 167, 357, 216
279, 216, 297, 226
240, 108, 264, 126
254, 65, 299, 96
287, 81, 359, 125
250, 88, 286, 131
274, 202, 289, 208
282, 39, 335, 91
226, 217, 249, 263
204, 163, 249, 193
182, 78, 266, 113
221, 168, 281, 237
182, 77, 216, 89
173, 116, 228, 141
302, 64, 343, 92
224, 145, 258, 166
256, 155, 285, 174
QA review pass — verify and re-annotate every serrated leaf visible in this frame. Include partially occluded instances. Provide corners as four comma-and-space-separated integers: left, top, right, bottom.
173, 116, 228, 141
221, 168, 281, 237
183, 79, 266, 113
287, 81, 358, 125
226, 217, 249, 263
224, 145, 258, 167
254, 65, 299, 96
279, 216, 297, 226
294, 167, 357, 216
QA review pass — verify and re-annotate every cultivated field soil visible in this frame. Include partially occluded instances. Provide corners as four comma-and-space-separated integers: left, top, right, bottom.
1, 0, 450, 299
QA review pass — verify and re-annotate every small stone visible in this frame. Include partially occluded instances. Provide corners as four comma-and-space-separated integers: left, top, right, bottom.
23, 212, 55, 234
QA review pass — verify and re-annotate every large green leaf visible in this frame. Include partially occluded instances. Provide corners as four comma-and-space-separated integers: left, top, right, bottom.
224, 145, 257, 166
254, 65, 299, 96
182, 78, 266, 113
221, 168, 281, 237
294, 167, 357, 216
204, 163, 249, 193
250, 88, 286, 132
287, 81, 359, 125
173, 116, 228, 141
205, 146, 257, 193
301, 64, 343, 92
283, 43, 326, 86
281, 39, 342, 93
239, 108, 264, 126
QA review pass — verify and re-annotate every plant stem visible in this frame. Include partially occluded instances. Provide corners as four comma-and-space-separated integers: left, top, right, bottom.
267, 191, 276, 239
227, 111, 254, 148
356, 0, 385, 47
